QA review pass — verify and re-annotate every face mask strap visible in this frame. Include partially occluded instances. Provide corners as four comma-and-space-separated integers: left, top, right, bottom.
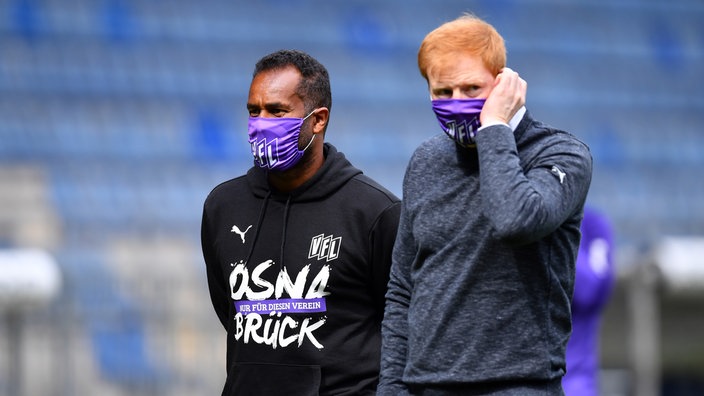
301, 134, 316, 152
298, 109, 318, 153
302, 108, 317, 122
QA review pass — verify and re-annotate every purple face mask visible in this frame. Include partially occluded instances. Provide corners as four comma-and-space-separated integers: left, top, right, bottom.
248, 111, 315, 171
431, 98, 486, 147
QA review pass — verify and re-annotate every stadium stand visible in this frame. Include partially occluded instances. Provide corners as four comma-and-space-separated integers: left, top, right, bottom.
1, 0, 702, 394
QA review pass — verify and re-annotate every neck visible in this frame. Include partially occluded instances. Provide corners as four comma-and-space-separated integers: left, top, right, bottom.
267, 146, 324, 193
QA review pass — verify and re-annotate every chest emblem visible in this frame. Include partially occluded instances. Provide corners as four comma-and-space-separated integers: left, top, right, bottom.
231, 225, 252, 243
308, 233, 342, 262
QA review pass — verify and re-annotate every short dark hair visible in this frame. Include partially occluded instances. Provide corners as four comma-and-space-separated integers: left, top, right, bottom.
253, 49, 332, 113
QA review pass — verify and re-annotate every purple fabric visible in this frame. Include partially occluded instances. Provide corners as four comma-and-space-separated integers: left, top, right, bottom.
248, 114, 310, 171
563, 206, 615, 396
431, 98, 485, 147
235, 298, 327, 315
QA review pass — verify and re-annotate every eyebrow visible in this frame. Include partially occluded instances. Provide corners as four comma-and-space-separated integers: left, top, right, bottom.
247, 101, 288, 110
430, 86, 452, 94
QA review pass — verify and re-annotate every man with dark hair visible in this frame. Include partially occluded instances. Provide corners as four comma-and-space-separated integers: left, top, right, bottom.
253, 50, 332, 110
201, 49, 401, 395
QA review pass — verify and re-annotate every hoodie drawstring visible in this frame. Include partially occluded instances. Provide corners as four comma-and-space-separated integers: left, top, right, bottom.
279, 195, 293, 272
244, 191, 292, 275
244, 191, 271, 266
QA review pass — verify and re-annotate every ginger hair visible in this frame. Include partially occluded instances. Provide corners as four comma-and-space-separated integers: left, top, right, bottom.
418, 14, 506, 80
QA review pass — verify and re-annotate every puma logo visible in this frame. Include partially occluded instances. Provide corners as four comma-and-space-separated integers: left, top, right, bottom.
231, 225, 252, 243
551, 165, 566, 184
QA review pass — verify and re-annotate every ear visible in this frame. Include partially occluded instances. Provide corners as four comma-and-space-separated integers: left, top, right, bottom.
311, 107, 330, 135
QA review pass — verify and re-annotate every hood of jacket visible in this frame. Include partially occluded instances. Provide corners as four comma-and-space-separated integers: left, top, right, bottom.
245, 143, 362, 202
241, 143, 364, 271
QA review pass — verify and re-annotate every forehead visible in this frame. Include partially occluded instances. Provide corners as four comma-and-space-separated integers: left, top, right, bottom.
248, 66, 303, 105
426, 53, 492, 87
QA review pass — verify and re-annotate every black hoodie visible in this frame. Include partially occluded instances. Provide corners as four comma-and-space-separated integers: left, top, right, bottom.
202, 143, 401, 396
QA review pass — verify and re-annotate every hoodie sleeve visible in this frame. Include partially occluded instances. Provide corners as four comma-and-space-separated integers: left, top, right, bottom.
369, 202, 402, 318
378, 199, 414, 395
201, 206, 230, 330
475, 124, 592, 245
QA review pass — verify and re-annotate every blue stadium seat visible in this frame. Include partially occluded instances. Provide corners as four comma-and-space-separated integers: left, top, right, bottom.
57, 249, 169, 391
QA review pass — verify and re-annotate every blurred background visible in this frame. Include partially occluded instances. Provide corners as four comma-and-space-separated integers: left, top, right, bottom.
0, 0, 703, 395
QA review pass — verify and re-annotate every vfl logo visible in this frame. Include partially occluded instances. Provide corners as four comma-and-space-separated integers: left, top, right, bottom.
446, 118, 480, 146
252, 138, 279, 169
308, 234, 342, 262
231, 225, 252, 243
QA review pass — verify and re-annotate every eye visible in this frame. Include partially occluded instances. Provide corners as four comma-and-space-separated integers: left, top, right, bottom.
432, 88, 452, 99
247, 106, 260, 117
462, 85, 482, 97
262, 104, 290, 117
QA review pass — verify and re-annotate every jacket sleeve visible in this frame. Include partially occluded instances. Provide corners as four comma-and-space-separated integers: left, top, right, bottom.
368, 201, 402, 319
378, 200, 414, 396
475, 124, 593, 245
201, 206, 231, 330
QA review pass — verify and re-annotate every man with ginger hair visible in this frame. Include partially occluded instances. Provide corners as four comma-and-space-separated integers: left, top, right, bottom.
379, 14, 592, 395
